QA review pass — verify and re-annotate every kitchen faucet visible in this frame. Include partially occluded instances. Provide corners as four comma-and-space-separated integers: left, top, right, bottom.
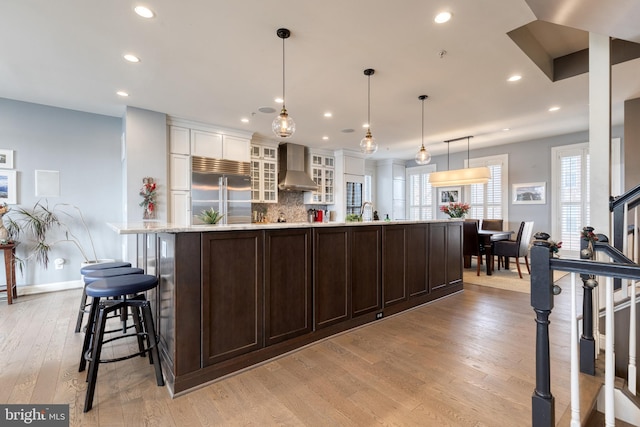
361, 201, 373, 219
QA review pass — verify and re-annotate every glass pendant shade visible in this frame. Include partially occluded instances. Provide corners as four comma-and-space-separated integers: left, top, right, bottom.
360, 129, 378, 154
415, 145, 431, 165
272, 107, 295, 138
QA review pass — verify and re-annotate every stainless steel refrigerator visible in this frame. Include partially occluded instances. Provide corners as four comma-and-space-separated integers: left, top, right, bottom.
191, 156, 251, 225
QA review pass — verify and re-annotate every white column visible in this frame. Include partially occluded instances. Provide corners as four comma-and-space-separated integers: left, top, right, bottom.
588, 33, 612, 238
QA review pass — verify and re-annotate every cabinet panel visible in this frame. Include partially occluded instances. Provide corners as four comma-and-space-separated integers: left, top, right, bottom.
169, 126, 190, 155
351, 226, 381, 317
314, 228, 349, 329
447, 222, 463, 285
407, 224, 429, 297
265, 229, 312, 345
383, 225, 407, 306
223, 135, 250, 162
170, 154, 190, 190
170, 191, 190, 226
202, 231, 263, 365
191, 130, 223, 158
429, 223, 447, 291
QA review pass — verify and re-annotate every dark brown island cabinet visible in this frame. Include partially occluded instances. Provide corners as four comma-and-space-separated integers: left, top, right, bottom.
152, 221, 462, 395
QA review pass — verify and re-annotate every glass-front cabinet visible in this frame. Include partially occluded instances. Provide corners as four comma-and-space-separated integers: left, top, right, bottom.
250, 143, 278, 203
305, 151, 334, 204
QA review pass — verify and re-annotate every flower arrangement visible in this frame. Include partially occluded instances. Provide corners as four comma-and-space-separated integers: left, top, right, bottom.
139, 177, 157, 219
440, 202, 471, 218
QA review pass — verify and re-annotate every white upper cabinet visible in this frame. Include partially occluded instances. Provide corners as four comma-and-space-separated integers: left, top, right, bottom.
191, 129, 223, 159
223, 135, 251, 162
169, 126, 190, 155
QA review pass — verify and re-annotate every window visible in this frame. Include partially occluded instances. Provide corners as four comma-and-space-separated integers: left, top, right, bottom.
406, 164, 436, 220
552, 143, 589, 257
467, 154, 508, 220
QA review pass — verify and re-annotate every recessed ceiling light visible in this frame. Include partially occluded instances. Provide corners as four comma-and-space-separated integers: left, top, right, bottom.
502, 128, 510, 132
324, 112, 332, 118
507, 75, 522, 82
548, 106, 560, 112
322, 136, 329, 140
362, 123, 369, 128
274, 97, 284, 104
123, 54, 140, 63
241, 118, 249, 123
134, 6, 155, 18
116, 91, 129, 97
434, 12, 452, 24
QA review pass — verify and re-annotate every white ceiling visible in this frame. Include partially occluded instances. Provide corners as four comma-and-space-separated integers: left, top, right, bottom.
1, 0, 640, 159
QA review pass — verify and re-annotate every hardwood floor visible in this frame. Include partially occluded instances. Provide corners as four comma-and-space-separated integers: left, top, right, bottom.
0, 279, 578, 426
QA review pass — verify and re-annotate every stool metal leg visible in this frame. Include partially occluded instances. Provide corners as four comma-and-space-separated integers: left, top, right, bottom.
84, 303, 109, 412
141, 301, 164, 386
79, 296, 100, 372
74, 286, 89, 333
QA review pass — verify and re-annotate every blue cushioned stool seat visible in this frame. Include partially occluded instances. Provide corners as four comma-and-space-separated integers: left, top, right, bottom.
79, 274, 163, 412
75, 264, 137, 333
80, 261, 132, 275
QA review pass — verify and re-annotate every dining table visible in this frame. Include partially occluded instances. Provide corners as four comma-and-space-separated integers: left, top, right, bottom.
477, 229, 514, 275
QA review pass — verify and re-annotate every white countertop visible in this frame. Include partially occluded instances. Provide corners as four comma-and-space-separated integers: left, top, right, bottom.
107, 219, 459, 235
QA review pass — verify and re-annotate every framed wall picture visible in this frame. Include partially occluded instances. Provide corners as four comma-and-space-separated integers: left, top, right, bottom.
512, 182, 546, 204
438, 186, 462, 205
0, 169, 17, 204
0, 149, 14, 169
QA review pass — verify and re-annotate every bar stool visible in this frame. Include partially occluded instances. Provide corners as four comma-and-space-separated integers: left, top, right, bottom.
79, 274, 164, 412
75, 261, 132, 333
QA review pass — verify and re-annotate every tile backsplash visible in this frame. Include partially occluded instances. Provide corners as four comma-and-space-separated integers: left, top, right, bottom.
252, 191, 329, 223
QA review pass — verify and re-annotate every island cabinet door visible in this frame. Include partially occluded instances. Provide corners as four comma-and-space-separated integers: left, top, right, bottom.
313, 227, 349, 329
201, 230, 264, 366
264, 228, 313, 346
350, 225, 382, 317
406, 223, 429, 297
382, 225, 407, 307
429, 223, 447, 291
446, 222, 463, 285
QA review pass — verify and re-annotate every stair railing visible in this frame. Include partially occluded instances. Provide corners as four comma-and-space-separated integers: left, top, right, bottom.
530, 232, 640, 427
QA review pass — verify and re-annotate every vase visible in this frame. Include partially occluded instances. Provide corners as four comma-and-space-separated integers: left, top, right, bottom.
143, 207, 156, 220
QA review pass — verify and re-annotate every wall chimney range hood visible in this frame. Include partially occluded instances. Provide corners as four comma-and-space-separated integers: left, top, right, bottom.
278, 143, 319, 192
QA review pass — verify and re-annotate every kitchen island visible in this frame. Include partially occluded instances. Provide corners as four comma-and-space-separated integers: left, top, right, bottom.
109, 220, 463, 395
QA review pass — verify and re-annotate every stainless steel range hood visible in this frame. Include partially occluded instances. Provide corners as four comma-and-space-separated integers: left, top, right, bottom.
278, 143, 319, 192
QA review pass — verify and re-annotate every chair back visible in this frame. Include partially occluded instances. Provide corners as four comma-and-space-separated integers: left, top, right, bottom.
481, 219, 503, 231
463, 221, 481, 256
517, 221, 535, 256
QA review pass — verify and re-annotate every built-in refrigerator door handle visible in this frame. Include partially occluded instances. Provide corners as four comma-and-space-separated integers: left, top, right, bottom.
219, 176, 227, 225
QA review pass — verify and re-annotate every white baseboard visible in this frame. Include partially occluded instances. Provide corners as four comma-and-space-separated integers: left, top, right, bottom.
17, 280, 83, 296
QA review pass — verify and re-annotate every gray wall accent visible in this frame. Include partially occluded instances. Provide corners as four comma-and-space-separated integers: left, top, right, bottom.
409, 126, 623, 236
0, 97, 123, 286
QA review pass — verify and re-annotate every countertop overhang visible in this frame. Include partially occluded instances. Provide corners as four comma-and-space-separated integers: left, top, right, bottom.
107, 219, 460, 235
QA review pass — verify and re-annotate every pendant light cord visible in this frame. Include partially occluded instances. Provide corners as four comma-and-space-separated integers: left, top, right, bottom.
367, 73, 371, 129
421, 98, 425, 148
282, 36, 286, 108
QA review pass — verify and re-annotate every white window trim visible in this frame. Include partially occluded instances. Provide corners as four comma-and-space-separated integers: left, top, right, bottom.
465, 154, 509, 221
405, 164, 437, 219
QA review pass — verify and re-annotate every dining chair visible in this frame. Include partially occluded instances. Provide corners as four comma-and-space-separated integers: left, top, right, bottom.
493, 220, 534, 278
463, 221, 485, 275
481, 219, 503, 231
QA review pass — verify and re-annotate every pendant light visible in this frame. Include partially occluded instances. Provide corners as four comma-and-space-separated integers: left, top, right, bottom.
415, 95, 431, 165
429, 136, 491, 187
359, 68, 378, 154
272, 28, 295, 138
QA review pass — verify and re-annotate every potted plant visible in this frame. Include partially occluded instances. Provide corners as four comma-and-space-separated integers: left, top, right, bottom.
5, 199, 100, 270
198, 208, 224, 225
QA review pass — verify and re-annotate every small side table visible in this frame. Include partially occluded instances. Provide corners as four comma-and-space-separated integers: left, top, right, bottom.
0, 243, 17, 304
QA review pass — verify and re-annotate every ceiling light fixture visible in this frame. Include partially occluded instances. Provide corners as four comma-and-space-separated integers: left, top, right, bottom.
415, 95, 431, 165
359, 68, 378, 155
134, 6, 155, 18
548, 106, 560, 112
434, 12, 452, 24
123, 54, 140, 63
116, 91, 129, 97
429, 136, 491, 187
507, 75, 522, 82
272, 28, 295, 138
